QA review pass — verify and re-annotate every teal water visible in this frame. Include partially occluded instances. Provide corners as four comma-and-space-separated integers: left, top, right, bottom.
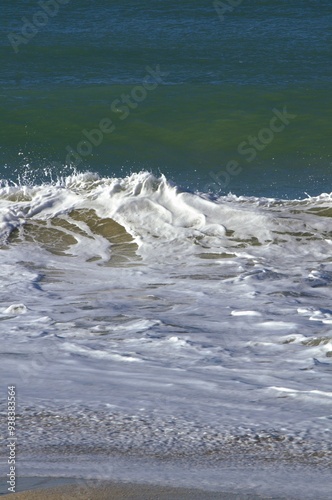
1, 0, 331, 197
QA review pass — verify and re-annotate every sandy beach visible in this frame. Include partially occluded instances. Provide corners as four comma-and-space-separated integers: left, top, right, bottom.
1, 480, 268, 500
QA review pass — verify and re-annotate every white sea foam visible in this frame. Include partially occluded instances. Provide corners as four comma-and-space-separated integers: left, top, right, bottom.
0, 172, 331, 492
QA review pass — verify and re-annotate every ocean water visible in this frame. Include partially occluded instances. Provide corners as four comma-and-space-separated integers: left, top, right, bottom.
0, 1, 332, 498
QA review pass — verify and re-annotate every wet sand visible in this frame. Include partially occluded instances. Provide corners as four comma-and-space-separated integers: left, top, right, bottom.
1, 478, 270, 499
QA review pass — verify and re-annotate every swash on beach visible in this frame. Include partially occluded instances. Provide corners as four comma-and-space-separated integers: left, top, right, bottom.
0, 1, 331, 498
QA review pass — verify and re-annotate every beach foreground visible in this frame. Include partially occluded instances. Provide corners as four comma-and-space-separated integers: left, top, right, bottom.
1, 480, 270, 500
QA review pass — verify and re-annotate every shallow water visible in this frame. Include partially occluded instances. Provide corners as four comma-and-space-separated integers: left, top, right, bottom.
0, 174, 331, 495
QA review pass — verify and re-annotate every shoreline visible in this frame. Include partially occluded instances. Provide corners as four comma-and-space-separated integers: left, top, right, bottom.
0, 478, 277, 499
1, 454, 331, 499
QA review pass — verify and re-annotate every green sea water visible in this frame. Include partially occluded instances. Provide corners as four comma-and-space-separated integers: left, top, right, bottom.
1, 0, 331, 197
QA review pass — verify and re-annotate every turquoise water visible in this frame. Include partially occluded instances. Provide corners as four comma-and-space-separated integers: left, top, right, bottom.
1, 0, 331, 197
